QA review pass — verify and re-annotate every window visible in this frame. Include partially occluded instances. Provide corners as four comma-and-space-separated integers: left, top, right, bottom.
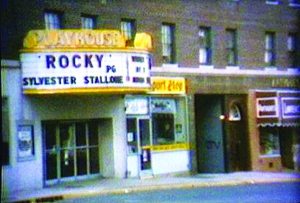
44, 11, 62, 29
266, 0, 279, 5
259, 127, 280, 156
287, 33, 298, 68
100, 0, 107, 4
2, 97, 10, 165
121, 19, 136, 46
289, 0, 300, 7
151, 98, 187, 145
81, 15, 96, 29
264, 32, 276, 66
199, 26, 212, 65
161, 23, 176, 64
152, 113, 174, 145
228, 104, 242, 121
226, 29, 238, 66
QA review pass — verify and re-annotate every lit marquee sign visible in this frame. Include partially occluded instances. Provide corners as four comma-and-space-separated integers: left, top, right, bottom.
20, 29, 152, 94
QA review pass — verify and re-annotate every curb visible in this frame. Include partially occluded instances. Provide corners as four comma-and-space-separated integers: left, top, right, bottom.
8, 177, 300, 203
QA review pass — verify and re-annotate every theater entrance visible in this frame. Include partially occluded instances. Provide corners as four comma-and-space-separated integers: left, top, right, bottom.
43, 120, 100, 185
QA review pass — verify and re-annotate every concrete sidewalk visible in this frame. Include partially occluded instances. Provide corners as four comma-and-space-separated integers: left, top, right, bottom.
4, 171, 300, 203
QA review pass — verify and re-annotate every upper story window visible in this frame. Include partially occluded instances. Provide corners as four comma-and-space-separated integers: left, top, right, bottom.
161, 23, 176, 64
287, 33, 299, 67
289, 0, 300, 7
226, 29, 238, 66
81, 15, 96, 29
199, 26, 212, 65
121, 19, 136, 46
264, 32, 276, 66
288, 33, 297, 52
266, 0, 279, 5
44, 11, 62, 29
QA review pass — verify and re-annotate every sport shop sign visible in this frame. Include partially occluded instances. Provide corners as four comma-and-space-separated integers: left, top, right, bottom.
20, 29, 152, 94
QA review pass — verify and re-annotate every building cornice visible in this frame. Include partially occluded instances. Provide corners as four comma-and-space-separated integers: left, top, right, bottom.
151, 65, 300, 77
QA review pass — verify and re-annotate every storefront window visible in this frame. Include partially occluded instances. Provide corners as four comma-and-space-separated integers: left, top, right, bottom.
126, 97, 188, 147
151, 98, 187, 145
152, 113, 174, 144
259, 127, 280, 156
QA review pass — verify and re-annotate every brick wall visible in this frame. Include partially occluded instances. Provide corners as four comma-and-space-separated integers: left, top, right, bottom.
2, 0, 299, 68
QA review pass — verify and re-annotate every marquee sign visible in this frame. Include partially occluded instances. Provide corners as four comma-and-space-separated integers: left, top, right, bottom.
21, 29, 152, 94
21, 52, 151, 94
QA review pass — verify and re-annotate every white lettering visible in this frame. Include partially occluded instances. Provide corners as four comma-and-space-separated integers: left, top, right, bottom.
284, 105, 300, 114
258, 104, 276, 112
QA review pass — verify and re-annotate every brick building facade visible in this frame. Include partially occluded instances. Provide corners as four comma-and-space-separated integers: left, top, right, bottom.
1, 0, 300, 197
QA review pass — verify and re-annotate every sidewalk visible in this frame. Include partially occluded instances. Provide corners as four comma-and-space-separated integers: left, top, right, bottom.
4, 171, 300, 203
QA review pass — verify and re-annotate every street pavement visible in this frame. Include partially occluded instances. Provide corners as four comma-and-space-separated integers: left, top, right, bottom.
57, 182, 300, 203
3, 171, 300, 203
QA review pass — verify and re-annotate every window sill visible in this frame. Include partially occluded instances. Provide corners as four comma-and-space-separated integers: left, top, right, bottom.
162, 63, 179, 68
226, 65, 240, 70
289, 3, 300, 8
266, 1, 280, 5
259, 154, 281, 158
199, 65, 214, 69
264, 66, 278, 70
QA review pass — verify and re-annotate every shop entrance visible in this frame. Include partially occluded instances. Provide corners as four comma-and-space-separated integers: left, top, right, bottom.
43, 120, 100, 185
195, 95, 226, 173
126, 117, 152, 178
280, 127, 299, 170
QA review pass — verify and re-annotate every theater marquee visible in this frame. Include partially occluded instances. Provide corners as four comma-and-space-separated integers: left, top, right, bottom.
20, 29, 152, 94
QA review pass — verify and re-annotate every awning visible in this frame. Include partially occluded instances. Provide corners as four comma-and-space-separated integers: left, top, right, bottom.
257, 122, 300, 127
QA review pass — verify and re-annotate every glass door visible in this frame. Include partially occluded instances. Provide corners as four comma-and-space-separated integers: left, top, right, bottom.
60, 123, 75, 178
126, 117, 152, 178
44, 120, 100, 184
45, 123, 58, 181
139, 119, 151, 171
